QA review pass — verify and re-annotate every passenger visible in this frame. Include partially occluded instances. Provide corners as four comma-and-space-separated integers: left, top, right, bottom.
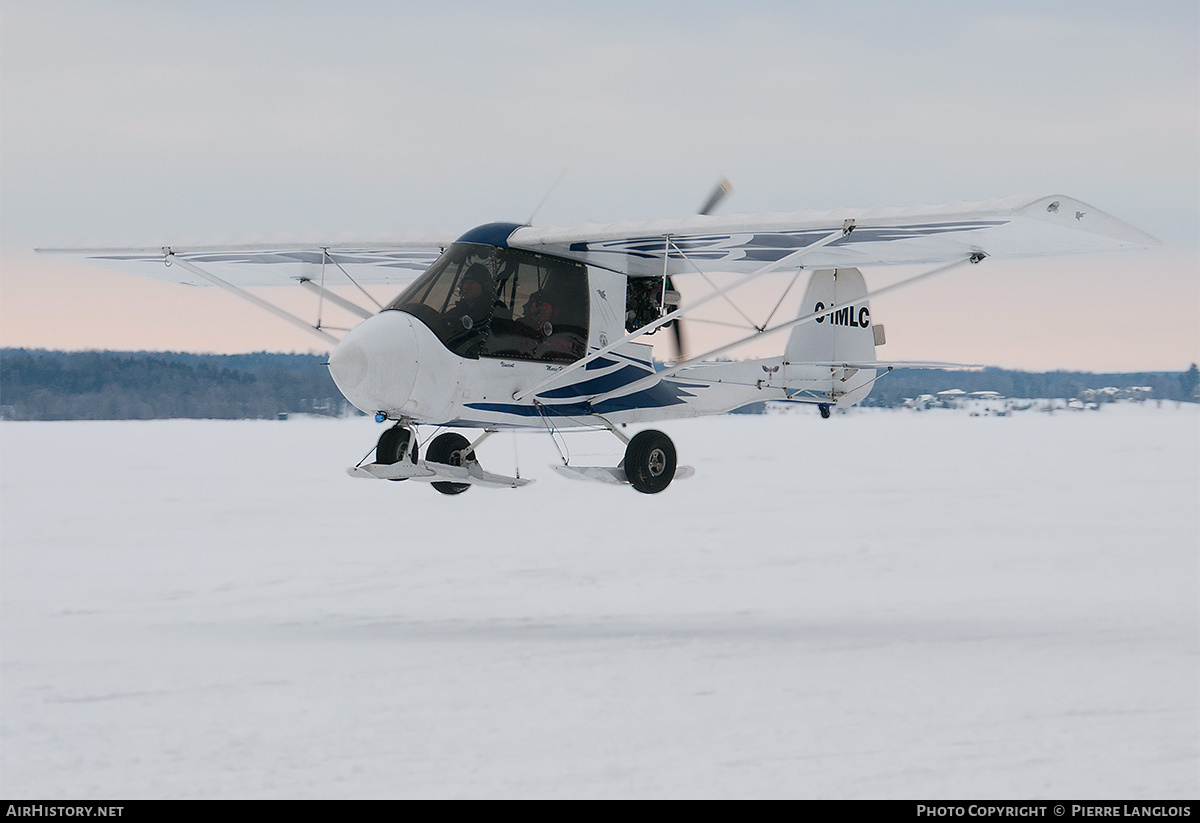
523, 290, 584, 362
522, 290, 556, 339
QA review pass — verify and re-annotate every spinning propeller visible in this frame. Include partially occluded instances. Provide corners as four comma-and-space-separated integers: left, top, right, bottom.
667, 177, 733, 360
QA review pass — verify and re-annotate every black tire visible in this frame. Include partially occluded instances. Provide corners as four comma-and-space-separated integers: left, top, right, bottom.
376, 427, 419, 481
624, 429, 676, 494
426, 432, 472, 496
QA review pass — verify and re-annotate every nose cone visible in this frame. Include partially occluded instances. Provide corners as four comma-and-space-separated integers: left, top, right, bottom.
329, 311, 420, 415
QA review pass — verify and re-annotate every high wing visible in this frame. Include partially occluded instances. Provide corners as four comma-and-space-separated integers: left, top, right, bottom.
508, 194, 1157, 277
35, 239, 455, 288
37, 195, 1154, 288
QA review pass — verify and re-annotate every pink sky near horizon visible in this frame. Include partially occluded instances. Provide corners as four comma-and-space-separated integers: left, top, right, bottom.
3, 246, 1194, 373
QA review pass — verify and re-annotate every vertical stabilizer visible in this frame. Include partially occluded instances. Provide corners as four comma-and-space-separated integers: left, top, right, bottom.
784, 268, 877, 406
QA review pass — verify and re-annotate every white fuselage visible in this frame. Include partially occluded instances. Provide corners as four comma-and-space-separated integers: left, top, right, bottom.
327, 250, 877, 428
327, 306, 791, 428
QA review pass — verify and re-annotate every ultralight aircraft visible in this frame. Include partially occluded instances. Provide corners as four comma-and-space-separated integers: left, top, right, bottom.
40, 189, 1154, 494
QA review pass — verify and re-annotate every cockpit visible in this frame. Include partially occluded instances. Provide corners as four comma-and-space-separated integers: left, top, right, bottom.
385, 242, 589, 363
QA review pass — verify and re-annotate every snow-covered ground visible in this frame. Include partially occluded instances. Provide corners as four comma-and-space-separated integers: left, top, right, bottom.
2, 403, 1197, 799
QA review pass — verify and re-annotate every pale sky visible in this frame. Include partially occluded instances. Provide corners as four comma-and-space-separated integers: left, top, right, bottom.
2, 0, 1196, 371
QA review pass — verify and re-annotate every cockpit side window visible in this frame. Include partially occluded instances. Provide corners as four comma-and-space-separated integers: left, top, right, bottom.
484, 248, 588, 363
386, 243, 588, 363
386, 244, 498, 358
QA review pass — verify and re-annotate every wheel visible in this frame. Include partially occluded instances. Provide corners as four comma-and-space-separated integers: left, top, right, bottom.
426, 432, 472, 496
818, 403, 831, 419
376, 427, 419, 481
624, 429, 677, 494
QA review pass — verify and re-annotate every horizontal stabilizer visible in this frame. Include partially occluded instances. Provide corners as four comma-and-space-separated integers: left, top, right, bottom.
787, 360, 983, 371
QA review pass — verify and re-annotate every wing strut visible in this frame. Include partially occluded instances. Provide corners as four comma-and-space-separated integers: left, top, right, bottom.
163, 250, 340, 346
323, 249, 384, 311
512, 225, 851, 402
668, 235, 760, 330
297, 278, 375, 320
587, 254, 984, 404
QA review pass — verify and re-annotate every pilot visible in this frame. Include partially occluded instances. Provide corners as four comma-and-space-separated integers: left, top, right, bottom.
453, 264, 494, 330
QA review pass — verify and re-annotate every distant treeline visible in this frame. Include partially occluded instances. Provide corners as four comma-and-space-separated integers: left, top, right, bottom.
861, 366, 1199, 407
0, 349, 354, 420
0, 349, 1196, 421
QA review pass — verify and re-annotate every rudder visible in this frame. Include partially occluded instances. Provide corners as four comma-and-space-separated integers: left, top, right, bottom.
784, 268, 878, 406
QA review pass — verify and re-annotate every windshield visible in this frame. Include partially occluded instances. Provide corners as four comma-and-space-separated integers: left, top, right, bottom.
386, 242, 589, 362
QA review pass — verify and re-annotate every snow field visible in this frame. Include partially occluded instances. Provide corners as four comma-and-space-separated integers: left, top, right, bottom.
1, 404, 1196, 798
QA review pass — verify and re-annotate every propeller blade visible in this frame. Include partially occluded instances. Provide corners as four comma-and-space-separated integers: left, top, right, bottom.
682, 177, 733, 357
697, 177, 733, 216
664, 274, 686, 360
672, 314, 686, 360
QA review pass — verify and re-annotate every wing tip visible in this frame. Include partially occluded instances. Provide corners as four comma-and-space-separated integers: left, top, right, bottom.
1019, 195, 1160, 249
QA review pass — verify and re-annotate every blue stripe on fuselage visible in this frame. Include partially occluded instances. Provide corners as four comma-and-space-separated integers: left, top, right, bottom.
537, 364, 653, 399
465, 379, 699, 418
